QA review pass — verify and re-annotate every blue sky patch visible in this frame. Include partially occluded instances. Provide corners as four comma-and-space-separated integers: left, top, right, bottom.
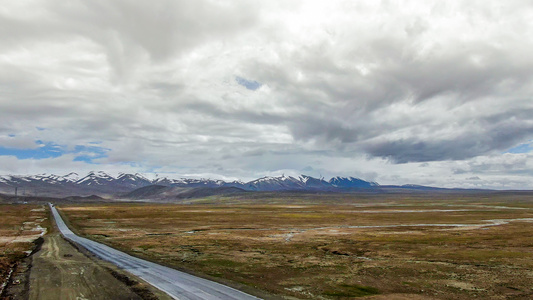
72, 145, 110, 163
236, 76, 262, 91
0, 141, 109, 162
506, 142, 533, 154
0, 141, 63, 159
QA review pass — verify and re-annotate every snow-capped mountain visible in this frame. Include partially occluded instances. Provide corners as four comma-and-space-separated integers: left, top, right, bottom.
0, 172, 381, 197
62, 172, 80, 182
152, 177, 182, 186
27, 173, 80, 184
299, 175, 332, 190
244, 175, 306, 191
222, 180, 246, 188
76, 171, 115, 186
114, 173, 152, 188
152, 177, 224, 188
329, 176, 379, 188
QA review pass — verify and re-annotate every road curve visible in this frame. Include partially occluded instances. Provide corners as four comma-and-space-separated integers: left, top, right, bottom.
49, 204, 261, 300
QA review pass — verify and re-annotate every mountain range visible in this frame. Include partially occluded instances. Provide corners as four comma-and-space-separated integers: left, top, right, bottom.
0, 171, 382, 198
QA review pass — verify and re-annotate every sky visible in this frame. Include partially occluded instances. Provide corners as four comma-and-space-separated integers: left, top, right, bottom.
1, 0, 533, 189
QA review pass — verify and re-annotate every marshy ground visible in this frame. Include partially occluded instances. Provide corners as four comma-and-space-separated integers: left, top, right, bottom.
58, 194, 533, 299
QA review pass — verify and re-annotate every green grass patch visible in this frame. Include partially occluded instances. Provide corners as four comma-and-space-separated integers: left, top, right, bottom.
138, 244, 154, 250
323, 284, 379, 298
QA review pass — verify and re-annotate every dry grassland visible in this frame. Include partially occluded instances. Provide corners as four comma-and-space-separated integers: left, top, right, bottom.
0, 204, 49, 293
60, 196, 533, 299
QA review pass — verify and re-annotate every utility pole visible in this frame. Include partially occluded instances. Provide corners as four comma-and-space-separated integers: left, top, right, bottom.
15, 186, 18, 197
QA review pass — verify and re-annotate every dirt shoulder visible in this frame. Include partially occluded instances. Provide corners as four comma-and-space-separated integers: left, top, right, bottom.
4, 204, 172, 300
27, 232, 142, 300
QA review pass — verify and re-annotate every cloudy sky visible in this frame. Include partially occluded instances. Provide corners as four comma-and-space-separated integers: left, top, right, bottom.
1, 0, 533, 189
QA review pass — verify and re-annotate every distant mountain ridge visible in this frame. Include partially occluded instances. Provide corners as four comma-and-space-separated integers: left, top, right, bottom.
0, 172, 380, 197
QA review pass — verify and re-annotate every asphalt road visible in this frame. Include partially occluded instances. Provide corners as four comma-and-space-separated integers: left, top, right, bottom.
49, 204, 261, 300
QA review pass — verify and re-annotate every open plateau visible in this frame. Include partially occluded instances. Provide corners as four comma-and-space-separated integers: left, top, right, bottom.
1, 172, 532, 299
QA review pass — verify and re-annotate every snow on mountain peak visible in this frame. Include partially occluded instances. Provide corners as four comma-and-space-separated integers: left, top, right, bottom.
61, 172, 79, 182
299, 175, 310, 183
0, 172, 380, 195
76, 171, 115, 185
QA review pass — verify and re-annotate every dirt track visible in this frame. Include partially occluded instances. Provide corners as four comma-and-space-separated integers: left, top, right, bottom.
28, 232, 142, 300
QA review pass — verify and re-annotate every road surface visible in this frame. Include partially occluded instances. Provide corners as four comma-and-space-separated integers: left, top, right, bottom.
49, 204, 261, 300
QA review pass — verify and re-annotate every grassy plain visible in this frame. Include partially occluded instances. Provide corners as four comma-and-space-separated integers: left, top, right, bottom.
60, 194, 533, 299
0, 204, 49, 293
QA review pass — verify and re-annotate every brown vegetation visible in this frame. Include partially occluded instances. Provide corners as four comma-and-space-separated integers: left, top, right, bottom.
0, 204, 49, 296
60, 195, 533, 299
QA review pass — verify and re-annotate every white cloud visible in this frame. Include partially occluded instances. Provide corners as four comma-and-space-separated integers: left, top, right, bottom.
1, 0, 533, 188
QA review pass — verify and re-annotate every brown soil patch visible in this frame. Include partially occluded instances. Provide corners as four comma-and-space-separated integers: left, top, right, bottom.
28, 232, 143, 300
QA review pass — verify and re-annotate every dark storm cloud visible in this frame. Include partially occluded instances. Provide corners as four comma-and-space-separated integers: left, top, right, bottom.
364, 111, 533, 163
